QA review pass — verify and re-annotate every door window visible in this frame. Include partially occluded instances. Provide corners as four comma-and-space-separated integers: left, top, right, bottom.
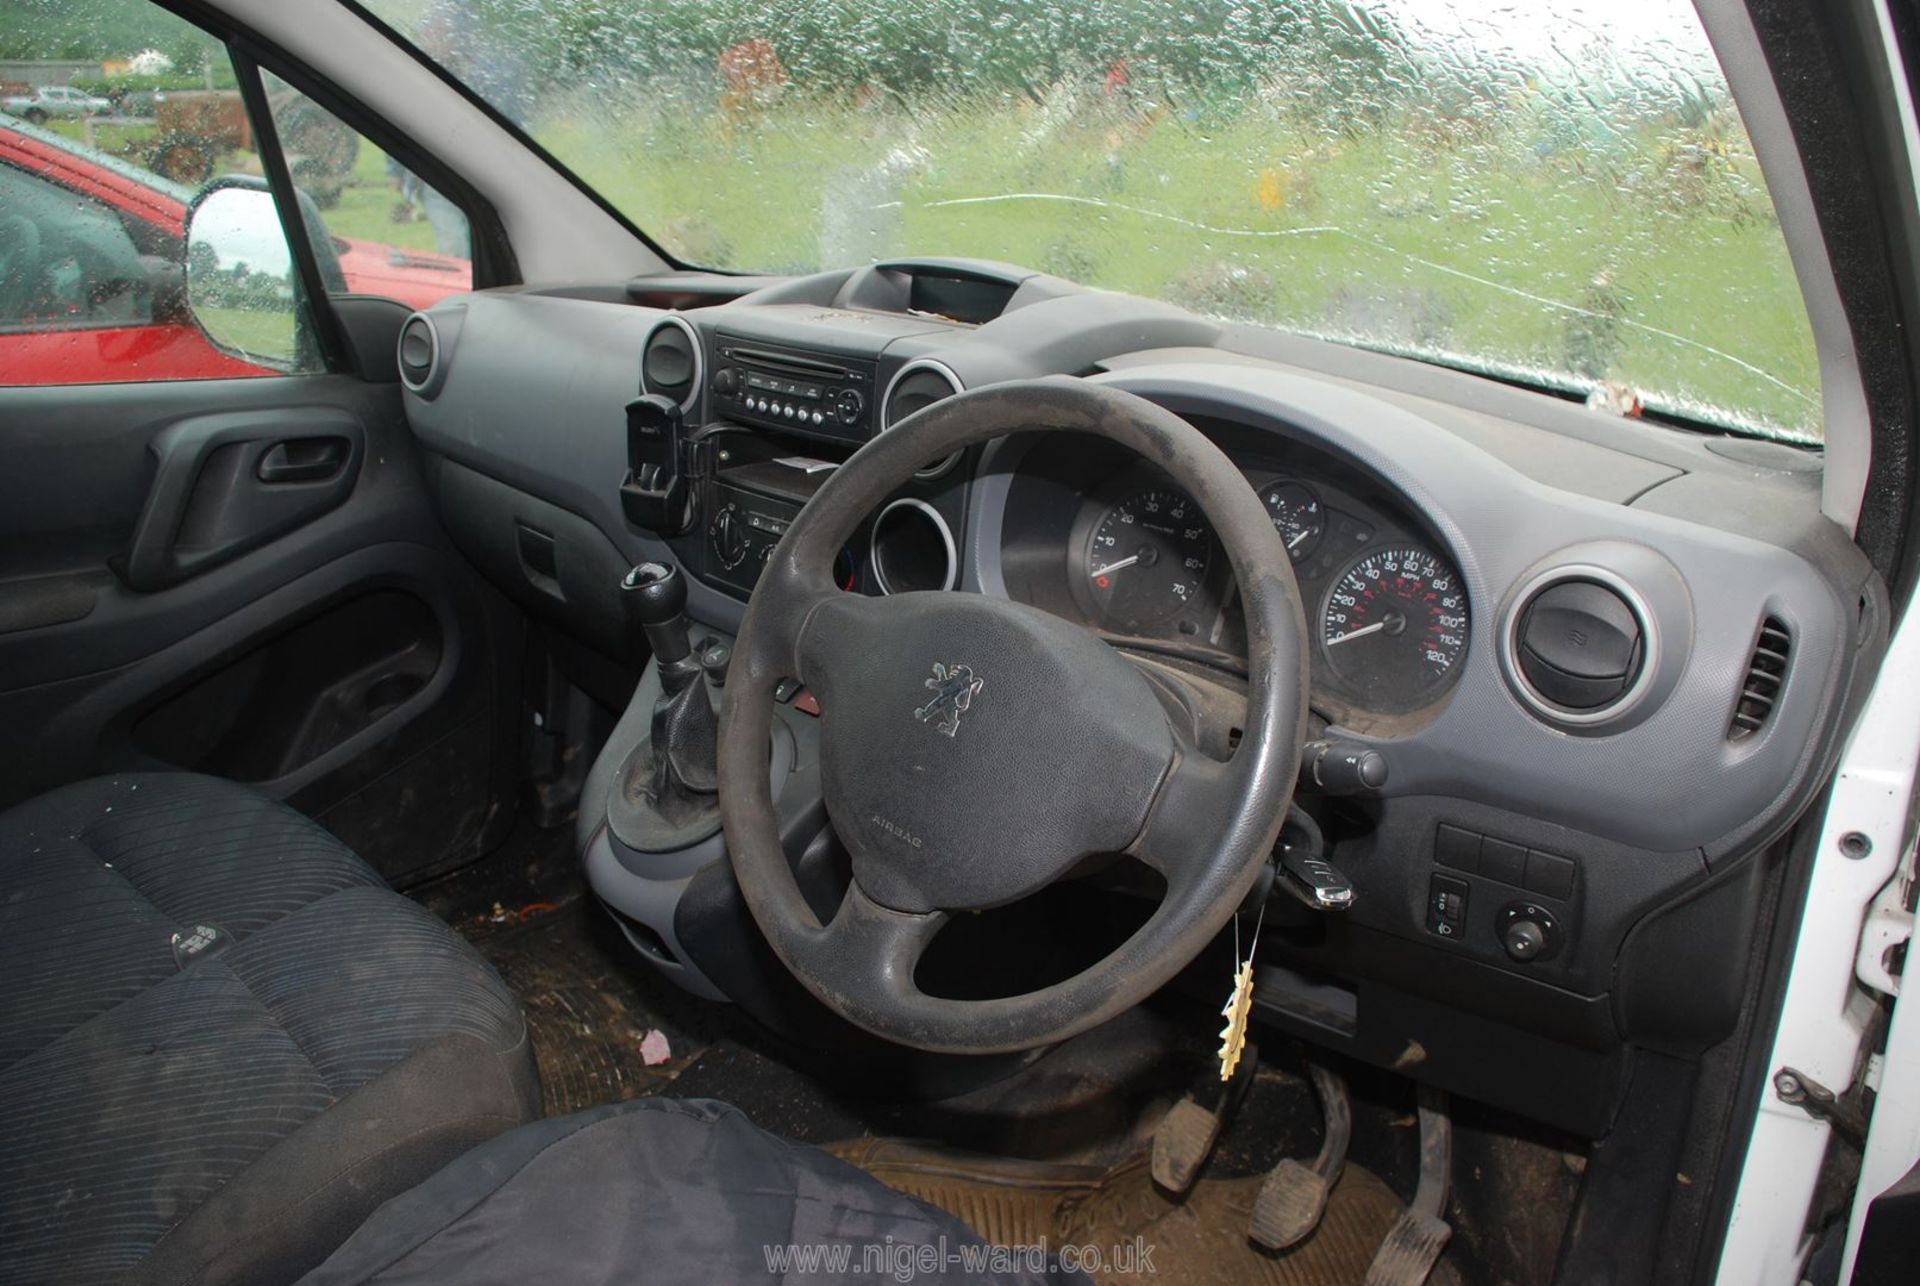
260, 76, 473, 310
0, 160, 151, 331
0, 0, 322, 386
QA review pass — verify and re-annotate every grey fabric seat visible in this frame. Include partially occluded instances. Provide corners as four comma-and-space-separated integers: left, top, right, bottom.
0, 774, 539, 1286
298, 1099, 1055, 1285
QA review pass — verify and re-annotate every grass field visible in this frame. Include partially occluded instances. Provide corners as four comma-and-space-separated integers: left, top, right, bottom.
327, 141, 447, 255
194, 302, 298, 366
544, 92, 1820, 440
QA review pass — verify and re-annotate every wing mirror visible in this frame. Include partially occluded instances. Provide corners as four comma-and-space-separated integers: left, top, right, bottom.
184, 177, 345, 370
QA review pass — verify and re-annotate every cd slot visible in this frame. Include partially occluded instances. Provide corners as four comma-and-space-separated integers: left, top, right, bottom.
722, 345, 856, 380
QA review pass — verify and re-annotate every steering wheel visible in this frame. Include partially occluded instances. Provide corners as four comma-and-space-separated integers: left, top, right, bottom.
718, 378, 1308, 1053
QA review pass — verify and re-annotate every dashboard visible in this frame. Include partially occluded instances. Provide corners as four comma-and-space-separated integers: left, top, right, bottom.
394, 258, 1885, 1137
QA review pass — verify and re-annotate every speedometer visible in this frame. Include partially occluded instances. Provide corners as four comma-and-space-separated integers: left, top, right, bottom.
1086, 489, 1213, 631
1322, 546, 1469, 708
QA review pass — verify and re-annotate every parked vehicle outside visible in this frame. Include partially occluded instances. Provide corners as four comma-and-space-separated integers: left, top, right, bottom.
1, 83, 113, 122
0, 116, 470, 384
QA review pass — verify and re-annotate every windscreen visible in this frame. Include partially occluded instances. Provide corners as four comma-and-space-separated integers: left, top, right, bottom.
363, 0, 1822, 441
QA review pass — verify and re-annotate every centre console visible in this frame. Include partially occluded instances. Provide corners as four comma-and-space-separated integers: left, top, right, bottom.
621, 308, 974, 606
589, 295, 977, 1012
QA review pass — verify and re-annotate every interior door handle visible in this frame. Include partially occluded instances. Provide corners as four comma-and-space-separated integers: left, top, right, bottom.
257, 437, 349, 484
121, 410, 364, 592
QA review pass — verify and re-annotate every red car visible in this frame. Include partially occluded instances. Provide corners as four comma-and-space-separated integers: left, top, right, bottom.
0, 118, 469, 385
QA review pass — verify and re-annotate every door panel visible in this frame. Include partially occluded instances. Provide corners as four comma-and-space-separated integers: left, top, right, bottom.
0, 375, 518, 882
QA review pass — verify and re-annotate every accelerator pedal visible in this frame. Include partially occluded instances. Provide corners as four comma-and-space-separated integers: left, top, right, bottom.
1364, 1085, 1454, 1286
1249, 1058, 1352, 1249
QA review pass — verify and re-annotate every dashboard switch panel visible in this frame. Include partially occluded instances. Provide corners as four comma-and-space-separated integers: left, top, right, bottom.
1434, 823, 1481, 873
1437, 824, 1576, 901
1479, 837, 1528, 885
1427, 874, 1470, 940
1524, 849, 1577, 899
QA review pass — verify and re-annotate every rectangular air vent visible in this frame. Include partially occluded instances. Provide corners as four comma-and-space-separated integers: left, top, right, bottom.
1729, 616, 1792, 740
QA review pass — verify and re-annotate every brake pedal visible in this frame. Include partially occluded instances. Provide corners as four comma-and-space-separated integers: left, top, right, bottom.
1249, 1058, 1351, 1249
1365, 1085, 1454, 1286
1151, 1042, 1256, 1194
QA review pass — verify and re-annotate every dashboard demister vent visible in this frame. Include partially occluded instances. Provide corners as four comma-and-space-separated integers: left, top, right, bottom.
1729, 617, 1791, 740
640, 316, 701, 411
396, 313, 444, 397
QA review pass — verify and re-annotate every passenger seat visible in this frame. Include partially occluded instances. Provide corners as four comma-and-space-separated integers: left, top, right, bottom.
0, 774, 539, 1286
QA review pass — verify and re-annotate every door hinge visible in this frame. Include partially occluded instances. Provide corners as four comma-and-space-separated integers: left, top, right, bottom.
1773, 1066, 1868, 1148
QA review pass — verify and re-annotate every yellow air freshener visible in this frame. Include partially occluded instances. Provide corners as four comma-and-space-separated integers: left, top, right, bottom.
1218, 954, 1255, 1082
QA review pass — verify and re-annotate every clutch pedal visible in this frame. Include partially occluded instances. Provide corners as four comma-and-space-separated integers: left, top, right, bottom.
1150, 1042, 1256, 1194
1249, 1057, 1352, 1249
1365, 1085, 1454, 1286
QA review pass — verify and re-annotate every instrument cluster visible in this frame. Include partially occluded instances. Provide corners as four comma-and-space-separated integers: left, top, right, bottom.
1001, 417, 1471, 723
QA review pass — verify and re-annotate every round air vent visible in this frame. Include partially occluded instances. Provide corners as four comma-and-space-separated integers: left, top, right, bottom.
640, 316, 702, 410
870, 499, 957, 595
883, 359, 965, 480
396, 312, 443, 398
1505, 567, 1653, 724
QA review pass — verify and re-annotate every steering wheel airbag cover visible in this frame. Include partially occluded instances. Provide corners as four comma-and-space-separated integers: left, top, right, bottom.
799, 591, 1173, 914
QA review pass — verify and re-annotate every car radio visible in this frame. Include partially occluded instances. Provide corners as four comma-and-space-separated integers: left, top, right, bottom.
708, 337, 877, 442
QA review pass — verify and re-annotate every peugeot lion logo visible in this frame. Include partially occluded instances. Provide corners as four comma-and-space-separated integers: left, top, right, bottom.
914, 662, 984, 738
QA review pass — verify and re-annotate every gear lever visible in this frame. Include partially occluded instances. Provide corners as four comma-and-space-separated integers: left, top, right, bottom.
622, 561, 694, 671
619, 561, 718, 799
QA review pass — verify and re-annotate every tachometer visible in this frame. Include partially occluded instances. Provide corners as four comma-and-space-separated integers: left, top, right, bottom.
1258, 480, 1324, 564
1086, 489, 1213, 631
1322, 546, 1469, 708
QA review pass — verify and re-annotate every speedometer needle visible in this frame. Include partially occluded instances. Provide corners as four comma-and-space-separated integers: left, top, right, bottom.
1090, 555, 1140, 578
1326, 621, 1387, 646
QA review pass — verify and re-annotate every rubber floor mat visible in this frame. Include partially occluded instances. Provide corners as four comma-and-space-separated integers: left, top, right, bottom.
465, 896, 714, 1114
830, 1138, 1406, 1284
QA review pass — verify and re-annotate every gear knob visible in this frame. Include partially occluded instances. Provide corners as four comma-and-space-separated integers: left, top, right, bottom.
620, 562, 691, 664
